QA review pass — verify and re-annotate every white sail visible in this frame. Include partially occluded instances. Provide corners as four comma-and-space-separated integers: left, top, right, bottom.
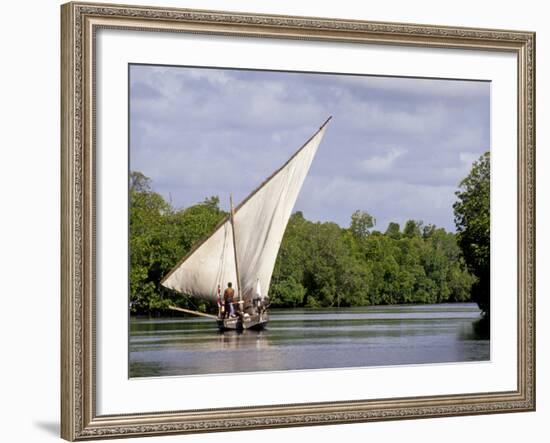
161, 120, 329, 303
232, 127, 326, 301
161, 218, 239, 300
255, 278, 263, 300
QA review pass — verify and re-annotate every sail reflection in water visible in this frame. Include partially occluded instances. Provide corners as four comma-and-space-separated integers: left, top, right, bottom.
129, 303, 490, 377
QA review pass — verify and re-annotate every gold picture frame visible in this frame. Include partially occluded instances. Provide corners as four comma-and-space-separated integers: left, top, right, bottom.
61, 1, 536, 440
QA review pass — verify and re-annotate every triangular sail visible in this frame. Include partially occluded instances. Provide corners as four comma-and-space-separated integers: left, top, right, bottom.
232, 126, 326, 301
161, 217, 239, 300
161, 119, 330, 302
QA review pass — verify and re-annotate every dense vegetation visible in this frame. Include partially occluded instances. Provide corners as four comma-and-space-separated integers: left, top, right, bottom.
269, 212, 474, 308
129, 150, 490, 315
129, 171, 224, 314
453, 152, 490, 316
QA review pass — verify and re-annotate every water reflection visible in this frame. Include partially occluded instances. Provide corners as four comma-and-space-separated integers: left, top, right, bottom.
472, 316, 491, 340
217, 330, 270, 350
129, 303, 490, 377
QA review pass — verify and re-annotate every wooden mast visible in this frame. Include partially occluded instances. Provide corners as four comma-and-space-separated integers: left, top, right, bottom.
229, 194, 243, 312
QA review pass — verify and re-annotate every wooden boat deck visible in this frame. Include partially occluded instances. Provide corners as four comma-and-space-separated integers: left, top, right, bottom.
217, 312, 268, 331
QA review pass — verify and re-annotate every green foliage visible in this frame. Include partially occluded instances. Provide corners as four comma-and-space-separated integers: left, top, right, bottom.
422, 224, 437, 239
385, 222, 401, 239
270, 210, 474, 309
129, 172, 226, 314
453, 151, 490, 315
270, 277, 306, 307
129, 171, 477, 315
349, 210, 375, 239
404, 219, 423, 238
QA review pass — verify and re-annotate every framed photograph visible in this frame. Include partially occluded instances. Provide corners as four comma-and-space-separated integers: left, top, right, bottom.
61, 1, 536, 440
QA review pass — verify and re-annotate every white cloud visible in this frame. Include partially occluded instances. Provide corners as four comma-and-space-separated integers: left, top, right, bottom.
129, 65, 489, 231
361, 148, 406, 173
297, 174, 458, 231
333, 75, 490, 100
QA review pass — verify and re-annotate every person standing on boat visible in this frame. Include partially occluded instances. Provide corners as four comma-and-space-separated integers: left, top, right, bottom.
224, 282, 236, 318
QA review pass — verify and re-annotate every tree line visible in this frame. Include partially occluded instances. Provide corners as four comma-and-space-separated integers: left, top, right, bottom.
269, 212, 474, 308
129, 151, 489, 316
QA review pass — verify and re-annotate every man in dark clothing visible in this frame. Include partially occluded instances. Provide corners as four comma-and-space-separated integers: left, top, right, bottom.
224, 282, 235, 318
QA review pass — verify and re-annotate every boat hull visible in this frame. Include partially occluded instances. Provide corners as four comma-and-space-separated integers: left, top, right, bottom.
217, 312, 268, 331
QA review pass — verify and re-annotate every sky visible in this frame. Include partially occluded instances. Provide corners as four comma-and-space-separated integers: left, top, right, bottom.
129, 64, 490, 232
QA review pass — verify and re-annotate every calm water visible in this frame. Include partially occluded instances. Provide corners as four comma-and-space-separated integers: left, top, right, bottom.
129, 303, 489, 377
